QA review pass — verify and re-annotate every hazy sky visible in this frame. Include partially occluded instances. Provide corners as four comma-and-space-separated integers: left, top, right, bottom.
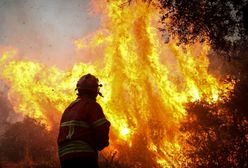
0, 0, 100, 68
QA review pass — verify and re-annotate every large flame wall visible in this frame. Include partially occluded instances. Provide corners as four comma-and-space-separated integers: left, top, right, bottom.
0, 0, 234, 167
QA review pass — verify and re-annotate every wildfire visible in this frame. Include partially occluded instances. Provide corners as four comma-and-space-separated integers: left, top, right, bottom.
0, 0, 235, 167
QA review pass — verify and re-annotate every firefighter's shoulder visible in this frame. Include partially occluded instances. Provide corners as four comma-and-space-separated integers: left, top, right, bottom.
87, 99, 102, 112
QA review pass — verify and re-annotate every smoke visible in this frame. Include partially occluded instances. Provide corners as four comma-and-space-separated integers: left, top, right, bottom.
0, 0, 101, 131
0, 80, 11, 137
0, 80, 24, 125
0, 0, 100, 68
0, 80, 9, 121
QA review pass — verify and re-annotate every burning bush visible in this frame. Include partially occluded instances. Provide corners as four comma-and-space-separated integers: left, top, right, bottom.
181, 77, 248, 167
0, 117, 59, 168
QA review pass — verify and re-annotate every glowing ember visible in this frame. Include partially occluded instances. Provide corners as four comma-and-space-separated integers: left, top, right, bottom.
0, 0, 235, 167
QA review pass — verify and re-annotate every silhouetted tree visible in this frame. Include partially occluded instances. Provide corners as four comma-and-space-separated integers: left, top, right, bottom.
158, 0, 248, 54
181, 77, 248, 167
0, 117, 59, 167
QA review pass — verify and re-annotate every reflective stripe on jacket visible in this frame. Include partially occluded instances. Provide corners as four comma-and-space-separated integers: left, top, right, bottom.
59, 140, 95, 158
57, 96, 110, 161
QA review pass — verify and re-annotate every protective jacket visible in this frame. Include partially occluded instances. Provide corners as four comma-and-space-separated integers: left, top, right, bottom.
57, 95, 110, 162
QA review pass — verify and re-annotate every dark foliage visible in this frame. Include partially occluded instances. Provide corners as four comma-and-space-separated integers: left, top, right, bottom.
181, 75, 248, 167
0, 117, 59, 168
158, 0, 248, 54
0, 116, 132, 168
157, 1, 248, 165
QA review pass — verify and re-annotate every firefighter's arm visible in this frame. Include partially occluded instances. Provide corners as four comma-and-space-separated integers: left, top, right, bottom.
89, 103, 110, 151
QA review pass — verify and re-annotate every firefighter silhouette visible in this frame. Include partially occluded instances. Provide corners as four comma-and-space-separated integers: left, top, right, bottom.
57, 74, 110, 168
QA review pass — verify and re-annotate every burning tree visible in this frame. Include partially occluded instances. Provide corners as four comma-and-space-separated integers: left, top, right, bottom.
0, 117, 59, 168
0, 0, 247, 167
181, 81, 248, 167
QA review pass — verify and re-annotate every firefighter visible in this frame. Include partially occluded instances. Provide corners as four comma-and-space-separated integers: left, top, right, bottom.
57, 73, 110, 168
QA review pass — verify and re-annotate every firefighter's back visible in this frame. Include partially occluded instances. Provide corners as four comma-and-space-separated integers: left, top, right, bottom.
58, 97, 99, 168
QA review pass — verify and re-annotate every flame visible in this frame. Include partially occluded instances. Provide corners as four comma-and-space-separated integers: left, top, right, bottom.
0, 0, 235, 167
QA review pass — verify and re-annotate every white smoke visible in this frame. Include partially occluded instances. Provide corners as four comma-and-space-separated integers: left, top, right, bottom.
0, 0, 100, 68
0, 0, 101, 130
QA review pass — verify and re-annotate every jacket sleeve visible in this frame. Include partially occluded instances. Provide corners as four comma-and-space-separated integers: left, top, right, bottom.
87, 102, 110, 151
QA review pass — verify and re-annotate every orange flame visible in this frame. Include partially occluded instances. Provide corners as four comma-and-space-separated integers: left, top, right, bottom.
0, 0, 235, 167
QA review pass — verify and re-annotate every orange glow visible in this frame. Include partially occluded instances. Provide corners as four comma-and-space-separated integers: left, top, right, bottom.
0, 0, 235, 167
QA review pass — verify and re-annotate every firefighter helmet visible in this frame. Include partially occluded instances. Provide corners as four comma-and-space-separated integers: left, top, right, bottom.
76, 74, 103, 96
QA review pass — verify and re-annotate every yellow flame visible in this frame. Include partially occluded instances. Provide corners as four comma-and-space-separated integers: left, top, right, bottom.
74, 39, 86, 50
0, 0, 235, 167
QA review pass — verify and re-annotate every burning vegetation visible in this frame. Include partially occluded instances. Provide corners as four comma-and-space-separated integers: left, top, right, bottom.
0, 0, 247, 168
